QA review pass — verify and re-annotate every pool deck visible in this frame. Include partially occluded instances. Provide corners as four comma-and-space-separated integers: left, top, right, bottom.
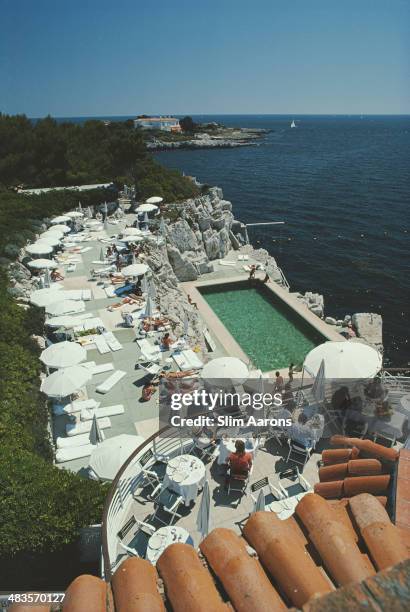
182, 261, 343, 375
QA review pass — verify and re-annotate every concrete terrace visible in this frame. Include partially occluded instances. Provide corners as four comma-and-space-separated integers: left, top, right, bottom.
52, 218, 343, 474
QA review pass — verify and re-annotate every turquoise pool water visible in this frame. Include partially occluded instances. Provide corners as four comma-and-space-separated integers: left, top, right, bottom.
201, 283, 325, 371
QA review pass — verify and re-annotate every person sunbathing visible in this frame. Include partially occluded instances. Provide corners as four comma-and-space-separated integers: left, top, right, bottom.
157, 369, 197, 380
51, 269, 64, 281
161, 332, 173, 350
141, 382, 157, 402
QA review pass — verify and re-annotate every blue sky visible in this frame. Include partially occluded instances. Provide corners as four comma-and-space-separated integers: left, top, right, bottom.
1, 0, 409, 116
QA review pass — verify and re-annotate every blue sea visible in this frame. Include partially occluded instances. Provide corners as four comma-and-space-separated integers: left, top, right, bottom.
55, 114, 410, 366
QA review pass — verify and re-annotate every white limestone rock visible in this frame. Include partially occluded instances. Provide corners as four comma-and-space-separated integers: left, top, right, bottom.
166, 245, 198, 281
352, 313, 383, 351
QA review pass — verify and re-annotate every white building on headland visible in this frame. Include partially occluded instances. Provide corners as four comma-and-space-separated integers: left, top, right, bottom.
17, 182, 114, 195
134, 116, 181, 132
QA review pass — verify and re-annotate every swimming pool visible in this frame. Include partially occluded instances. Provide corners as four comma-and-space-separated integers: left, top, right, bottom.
199, 281, 326, 371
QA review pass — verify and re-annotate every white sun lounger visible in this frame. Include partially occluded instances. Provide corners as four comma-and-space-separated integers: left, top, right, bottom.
102, 331, 123, 351
138, 362, 162, 376
219, 260, 236, 266
53, 398, 100, 416
56, 433, 91, 448
104, 286, 117, 298
80, 246, 93, 253
94, 335, 111, 354
137, 339, 161, 360
173, 349, 204, 371
237, 254, 249, 261
66, 417, 111, 436
55, 444, 95, 463
90, 362, 115, 375
80, 404, 125, 421
96, 370, 126, 394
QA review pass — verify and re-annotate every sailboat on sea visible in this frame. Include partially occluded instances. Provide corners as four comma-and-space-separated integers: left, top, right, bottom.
290, 120, 296, 128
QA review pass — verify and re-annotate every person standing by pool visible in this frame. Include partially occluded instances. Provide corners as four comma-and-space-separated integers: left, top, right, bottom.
274, 371, 284, 393
249, 264, 256, 280
288, 363, 294, 382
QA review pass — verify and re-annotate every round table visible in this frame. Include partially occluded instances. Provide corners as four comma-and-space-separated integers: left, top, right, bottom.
163, 454, 206, 505
217, 437, 258, 465
146, 526, 193, 565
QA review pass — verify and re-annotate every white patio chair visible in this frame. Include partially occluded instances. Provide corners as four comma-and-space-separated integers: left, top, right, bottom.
118, 517, 155, 559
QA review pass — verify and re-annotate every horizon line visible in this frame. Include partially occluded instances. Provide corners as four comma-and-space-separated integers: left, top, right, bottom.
19, 112, 410, 120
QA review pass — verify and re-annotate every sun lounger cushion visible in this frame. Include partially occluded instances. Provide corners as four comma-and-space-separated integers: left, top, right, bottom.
80, 404, 125, 421
55, 444, 94, 463
94, 335, 110, 354
137, 339, 161, 360
56, 433, 91, 448
219, 260, 236, 266
53, 398, 100, 416
102, 331, 123, 351
237, 254, 249, 261
104, 286, 117, 298
66, 417, 111, 436
173, 349, 204, 371
90, 362, 115, 375
139, 363, 162, 376
96, 370, 126, 394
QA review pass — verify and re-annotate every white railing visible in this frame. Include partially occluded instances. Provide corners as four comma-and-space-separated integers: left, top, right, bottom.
102, 428, 194, 579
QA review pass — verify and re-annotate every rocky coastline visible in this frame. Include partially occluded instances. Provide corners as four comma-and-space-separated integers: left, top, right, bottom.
146, 128, 268, 151
8, 184, 384, 358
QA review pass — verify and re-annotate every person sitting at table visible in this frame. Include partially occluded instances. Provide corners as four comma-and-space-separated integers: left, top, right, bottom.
161, 332, 173, 350
289, 413, 314, 448
141, 381, 157, 402
225, 440, 252, 488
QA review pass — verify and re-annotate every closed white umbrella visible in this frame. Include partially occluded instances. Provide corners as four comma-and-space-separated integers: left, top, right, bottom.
78, 201, 82, 212
87, 206, 93, 218
148, 282, 157, 300
159, 217, 167, 236
122, 263, 148, 277
312, 359, 326, 403
27, 258, 58, 270
144, 296, 155, 318
99, 247, 105, 262
46, 299, 85, 316
51, 215, 71, 224
49, 224, 70, 233
88, 434, 145, 480
89, 414, 105, 445
141, 276, 148, 294
66, 211, 83, 218
40, 365, 91, 397
103, 201, 108, 216
183, 313, 189, 337
202, 357, 249, 384
40, 341, 86, 369
38, 236, 61, 247
146, 196, 163, 204
303, 341, 382, 379
137, 203, 158, 213
254, 488, 265, 513
26, 243, 53, 256
196, 480, 211, 539
143, 212, 149, 226
44, 267, 51, 287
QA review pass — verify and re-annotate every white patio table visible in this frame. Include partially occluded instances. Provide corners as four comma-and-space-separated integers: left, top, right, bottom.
163, 454, 206, 505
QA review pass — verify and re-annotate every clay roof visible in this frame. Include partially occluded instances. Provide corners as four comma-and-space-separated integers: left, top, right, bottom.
395, 448, 410, 532
9, 493, 410, 611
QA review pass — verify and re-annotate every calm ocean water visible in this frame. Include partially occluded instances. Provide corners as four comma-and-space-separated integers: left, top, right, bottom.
154, 115, 410, 367
56, 114, 410, 366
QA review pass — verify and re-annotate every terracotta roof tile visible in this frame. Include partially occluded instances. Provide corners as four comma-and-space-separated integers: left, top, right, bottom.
330, 435, 399, 462
111, 557, 165, 611
343, 475, 390, 497
296, 493, 376, 586
200, 527, 286, 611
322, 447, 360, 465
62, 575, 106, 611
243, 510, 332, 607
156, 543, 229, 612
